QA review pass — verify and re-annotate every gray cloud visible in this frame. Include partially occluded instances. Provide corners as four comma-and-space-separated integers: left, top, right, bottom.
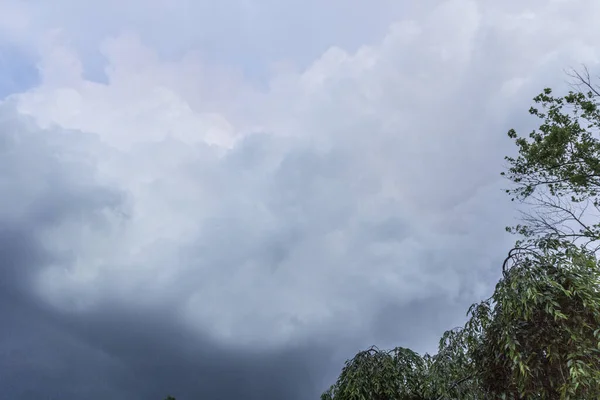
0, 0, 419, 84
0, 106, 334, 399
0, 292, 334, 399
1, 0, 600, 399
0, 107, 128, 398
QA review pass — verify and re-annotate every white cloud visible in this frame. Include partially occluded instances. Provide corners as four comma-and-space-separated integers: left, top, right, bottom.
0, 0, 416, 86
2, 0, 600, 354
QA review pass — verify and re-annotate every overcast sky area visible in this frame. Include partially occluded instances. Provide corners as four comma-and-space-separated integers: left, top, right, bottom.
0, 0, 599, 399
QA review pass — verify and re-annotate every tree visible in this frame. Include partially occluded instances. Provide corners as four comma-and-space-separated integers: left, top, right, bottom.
320, 325, 484, 399
487, 67, 600, 399
321, 69, 600, 400
322, 247, 600, 399
503, 67, 600, 253
320, 346, 431, 400
469, 245, 600, 399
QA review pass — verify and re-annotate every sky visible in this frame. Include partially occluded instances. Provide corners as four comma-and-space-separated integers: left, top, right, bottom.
0, 0, 599, 399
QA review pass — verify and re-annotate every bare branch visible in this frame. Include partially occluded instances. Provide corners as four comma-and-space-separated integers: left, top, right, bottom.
566, 65, 600, 98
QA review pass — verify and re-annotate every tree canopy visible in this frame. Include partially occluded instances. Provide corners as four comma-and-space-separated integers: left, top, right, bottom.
321, 69, 600, 400
503, 67, 600, 252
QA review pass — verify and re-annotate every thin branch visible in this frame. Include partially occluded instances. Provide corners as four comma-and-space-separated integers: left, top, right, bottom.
434, 373, 477, 400
566, 65, 600, 98
503, 247, 540, 277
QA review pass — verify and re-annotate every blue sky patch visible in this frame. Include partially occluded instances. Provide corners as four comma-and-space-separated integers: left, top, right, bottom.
0, 45, 40, 99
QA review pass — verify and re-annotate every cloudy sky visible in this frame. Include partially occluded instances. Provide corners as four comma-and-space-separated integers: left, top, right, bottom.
0, 0, 599, 399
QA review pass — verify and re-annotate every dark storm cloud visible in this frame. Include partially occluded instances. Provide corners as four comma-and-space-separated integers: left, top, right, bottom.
0, 296, 336, 399
0, 106, 336, 400
0, 105, 126, 398
0, 301, 335, 399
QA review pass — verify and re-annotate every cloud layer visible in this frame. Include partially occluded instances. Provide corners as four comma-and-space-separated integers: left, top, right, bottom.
1, 0, 600, 398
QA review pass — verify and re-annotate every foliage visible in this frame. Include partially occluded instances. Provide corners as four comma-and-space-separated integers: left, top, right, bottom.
322, 247, 600, 399
322, 69, 600, 400
426, 326, 483, 399
502, 67, 600, 252
470, 245, 600, 399
320, 346, 431, 400
320, 315, 490, 399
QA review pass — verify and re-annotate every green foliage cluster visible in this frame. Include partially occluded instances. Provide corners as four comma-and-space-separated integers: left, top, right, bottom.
322, 69, 600, 400
503, 68, 600, 253
474, 247, 600, 399
320, 347, 431, 400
